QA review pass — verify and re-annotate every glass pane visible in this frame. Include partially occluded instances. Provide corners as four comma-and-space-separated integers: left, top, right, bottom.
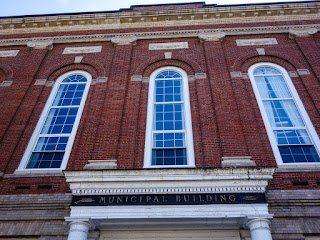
34, 137, 68, 151
62, 74, 87, 83
256, 75, 291, 99
279, 146, 320, 163
156, 71, 181, 79
263, 100, 304, 128
253, 67, 281, 75
153, 133, 186, 148
41, 108, 78, 134
152, 149, 187, 165
53, 83, 85, 106
26, 152, 65, 168
274, 130, 312, 145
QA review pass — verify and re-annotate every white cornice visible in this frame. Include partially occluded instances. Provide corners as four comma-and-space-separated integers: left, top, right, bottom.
64, 168, 275, 195
0, 24, 319, 47
0, 2, 319, 35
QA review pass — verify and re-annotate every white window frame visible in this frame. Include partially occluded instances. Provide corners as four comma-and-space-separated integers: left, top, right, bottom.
144, 66, 195, 168
16, 70, 92, 172
248, 62, 320, 166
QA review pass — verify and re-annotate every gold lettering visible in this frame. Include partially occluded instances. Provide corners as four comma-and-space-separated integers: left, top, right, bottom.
220, 195, 227, 202
153, 196, 160, 203
206, 195, 212, 202
199, 195, 205, 202
183, 195, 190, 202
229, 195, 236, 202
162, 196, 168, 203
139, 196, 143, 203
116, 196, 123, 203
146, 196, 152, 203
131, 196, 137, 203
108, 197, 115, 204
214, 195, 218, 201
176, 195, 181, 202
125, 196, 129, 203
99, 197, 106, 204
192, 195, 196, 202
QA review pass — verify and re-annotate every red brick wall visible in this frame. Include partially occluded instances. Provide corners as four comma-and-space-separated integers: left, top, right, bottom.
0, 26, 319, 194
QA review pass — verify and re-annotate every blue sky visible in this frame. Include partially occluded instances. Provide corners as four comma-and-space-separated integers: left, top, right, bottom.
0, 0, 309, 17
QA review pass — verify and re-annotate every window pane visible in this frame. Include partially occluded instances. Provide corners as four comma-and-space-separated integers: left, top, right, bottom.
34, 137, 68, 151
152, 149, 187, 165
263, 100, 304, 128
41, 108, 78, 134
279, 146, 320, 163
26, 152, 65, 168
274, 130, 312, 145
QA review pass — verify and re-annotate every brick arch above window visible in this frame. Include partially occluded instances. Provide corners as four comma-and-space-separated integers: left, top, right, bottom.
42, 63, 100, 82
231, 51, 305, 73
136, 57, 202, 77
0, 64, 14, 81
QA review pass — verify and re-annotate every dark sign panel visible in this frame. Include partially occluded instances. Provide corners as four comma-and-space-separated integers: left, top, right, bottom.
71, 193, 266, 206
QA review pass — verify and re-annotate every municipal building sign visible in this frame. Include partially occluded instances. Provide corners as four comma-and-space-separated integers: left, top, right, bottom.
72, 193, 266, 206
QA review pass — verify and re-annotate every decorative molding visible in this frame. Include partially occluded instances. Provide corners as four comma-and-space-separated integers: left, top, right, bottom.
289, 27, 318, 38
164, 52, 172, 59
256, 48, 266, 55
149, 42, 188, 50
63, 46, 102, 54
91, 77, 108, 85
111, 35, 137, 45
236, 38, 278, 46
74, 56, 83, 63
198, 32, 225, 42
230, 71, 243, 78
242, 73, 249, 79
0, 80, 13, 87
83, 160, 117, 170
0, 50, 19, 57
221, 156, 256, 167
131, 75, 143, 82
45, 80, 54, 87
195, 73, 207, 79
0, 2, 319, 35
34, 79, 47, 85
142, 77, 150, 82
64, 168, 275, 195
0, 25, 319, 47
288, 71, 299, 77
27, 40, 53, 50
188, 75, 196, 81
297, 69, 311, 75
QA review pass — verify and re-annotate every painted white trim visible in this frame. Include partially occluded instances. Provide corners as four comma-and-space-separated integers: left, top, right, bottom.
17, 70, 92, 171
143, 66, 195, 168
248, 62, 320, 166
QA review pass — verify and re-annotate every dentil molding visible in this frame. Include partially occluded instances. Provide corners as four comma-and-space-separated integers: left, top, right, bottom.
64, 168, 275, 195
0, 24, 319, 47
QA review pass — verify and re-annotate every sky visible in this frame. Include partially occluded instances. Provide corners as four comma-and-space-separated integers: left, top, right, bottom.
0, 0, 311, 17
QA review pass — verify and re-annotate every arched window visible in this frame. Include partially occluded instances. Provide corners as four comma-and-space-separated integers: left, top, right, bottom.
144, 67, 195, 168
18, 71, 91, 170
248, 63, 320, 164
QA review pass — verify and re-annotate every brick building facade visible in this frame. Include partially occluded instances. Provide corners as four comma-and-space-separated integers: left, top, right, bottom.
0, 1, 320, 239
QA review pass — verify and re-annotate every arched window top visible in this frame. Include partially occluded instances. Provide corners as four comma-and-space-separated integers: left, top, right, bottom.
248, 62, 320, 165
17, 70, 91, 171
144, 66, 195, 168
253, 66, 281, 76
62, 74, 88, 83
155, 71, 182, 79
